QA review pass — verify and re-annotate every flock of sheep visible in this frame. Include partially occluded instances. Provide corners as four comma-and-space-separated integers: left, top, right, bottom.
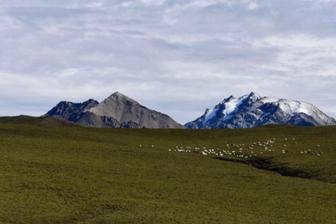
166, 137, 323, 159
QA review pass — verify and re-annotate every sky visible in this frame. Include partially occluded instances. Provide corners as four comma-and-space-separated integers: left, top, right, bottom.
0, 0, 336, 123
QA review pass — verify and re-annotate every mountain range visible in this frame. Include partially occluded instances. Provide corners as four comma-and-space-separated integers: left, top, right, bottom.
185, 92, 336, 129
45, 91, 336, 129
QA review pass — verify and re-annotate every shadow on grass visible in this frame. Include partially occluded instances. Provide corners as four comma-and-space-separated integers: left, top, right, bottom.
216, 157, 324, 182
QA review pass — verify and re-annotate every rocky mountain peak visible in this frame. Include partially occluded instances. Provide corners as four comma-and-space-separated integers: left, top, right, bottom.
47, 92, 183, 129
108, 91, 133, 100
185, 93, 336, 129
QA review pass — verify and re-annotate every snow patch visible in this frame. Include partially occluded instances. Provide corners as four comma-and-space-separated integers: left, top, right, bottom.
204, 107, 217, 123
223, 97, 240, 115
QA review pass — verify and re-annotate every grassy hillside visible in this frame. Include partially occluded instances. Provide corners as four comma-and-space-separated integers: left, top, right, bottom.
0, 116, 72, 126
0, 124, 335, 223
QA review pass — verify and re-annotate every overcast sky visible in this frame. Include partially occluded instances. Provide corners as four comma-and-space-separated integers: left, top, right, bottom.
0, 0, 335, 123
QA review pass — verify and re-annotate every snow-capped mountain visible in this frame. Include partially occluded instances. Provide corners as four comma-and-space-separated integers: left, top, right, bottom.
185, 92, 336, 129
47, 92, 183, 129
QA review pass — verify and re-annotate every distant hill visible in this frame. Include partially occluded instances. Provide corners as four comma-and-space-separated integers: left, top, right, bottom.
0, 115, 73, 126
46, 92, 183, 129
185, 92, 336, 129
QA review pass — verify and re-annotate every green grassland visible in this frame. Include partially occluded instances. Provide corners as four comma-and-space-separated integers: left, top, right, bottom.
0, 123, 335, 224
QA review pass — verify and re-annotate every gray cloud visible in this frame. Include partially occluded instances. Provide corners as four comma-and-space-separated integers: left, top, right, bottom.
0, 0, 336, 123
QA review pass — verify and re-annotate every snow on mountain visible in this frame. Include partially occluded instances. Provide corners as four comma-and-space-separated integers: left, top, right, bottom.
185, 92, 336, 129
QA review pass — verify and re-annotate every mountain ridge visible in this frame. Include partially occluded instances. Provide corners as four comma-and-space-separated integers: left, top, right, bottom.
45, 91, 336, 129
46, 92, 183, 129
185, 92, 336, 129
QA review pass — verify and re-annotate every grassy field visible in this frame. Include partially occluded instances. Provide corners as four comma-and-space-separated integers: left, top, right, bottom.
0, 123, 335, 224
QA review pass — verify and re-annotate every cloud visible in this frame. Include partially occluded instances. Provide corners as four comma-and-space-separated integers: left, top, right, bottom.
0, 0, 336, 123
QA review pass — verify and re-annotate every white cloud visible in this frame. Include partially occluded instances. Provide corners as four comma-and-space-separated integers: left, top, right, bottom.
139, 0, 166, 6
